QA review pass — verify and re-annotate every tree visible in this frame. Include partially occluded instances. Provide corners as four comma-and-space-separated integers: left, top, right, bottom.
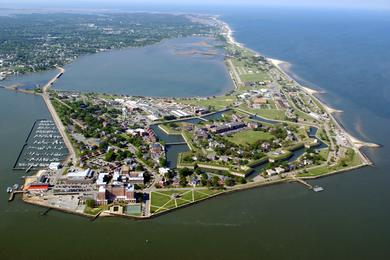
86, 199, 95, 208
194, 167, 203, 175
159, 158, 168, 167
224, 178, 235, 186
179, 167, 193, 177
179, 175, 187, 187
104, 151, 115, 162
164, 170, 175, 180
210, 176, 221, 187
200, 173, 208, 186
235, 176, 247, 184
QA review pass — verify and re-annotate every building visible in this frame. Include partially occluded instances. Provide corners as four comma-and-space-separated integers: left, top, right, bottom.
194, 108, 209, 115
159, 167, 170, 175
275, 167, 286, 174
252, 97, 267, 109
109, 205, 124, 214
211, 122, 246, 134
96, 172, 110, 186
247, 122, 259, 129
66, 168, 93, 179
128, 172, 144, 185
107, 185, 136, 203
26, 183, 49, 192
96, 184, 136, 205
146, 128, 157, 142
96, 186, 108, 205
121, 165, 130, 175
266, 169, 277, 177
150, 142, 164, 161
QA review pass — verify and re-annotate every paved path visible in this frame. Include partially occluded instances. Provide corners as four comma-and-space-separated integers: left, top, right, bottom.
41, 67, 77, 165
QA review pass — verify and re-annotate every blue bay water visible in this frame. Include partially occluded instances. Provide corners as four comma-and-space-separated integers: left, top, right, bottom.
53, 36, 233, 97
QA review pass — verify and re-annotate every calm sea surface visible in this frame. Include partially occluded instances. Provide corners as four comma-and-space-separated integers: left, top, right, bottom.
0, 7, 390, 259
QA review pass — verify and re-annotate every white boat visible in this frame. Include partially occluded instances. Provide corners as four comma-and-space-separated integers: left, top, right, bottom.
313, 186, 324, 192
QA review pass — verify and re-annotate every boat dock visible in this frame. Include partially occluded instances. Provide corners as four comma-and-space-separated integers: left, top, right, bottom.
291, 176, 324, 192
8, 190, 26, 202
25, 165, 33, 173
13, 119, 68, 171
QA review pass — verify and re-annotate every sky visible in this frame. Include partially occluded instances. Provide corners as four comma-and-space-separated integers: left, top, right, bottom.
1, 0, 390, 10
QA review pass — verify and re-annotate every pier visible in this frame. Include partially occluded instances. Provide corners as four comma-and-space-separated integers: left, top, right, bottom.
290, 176, 325, 192
8, 190, 27, 202
13, 119, 68, 170
25, 165, 33, 173
294, 177, 313, 189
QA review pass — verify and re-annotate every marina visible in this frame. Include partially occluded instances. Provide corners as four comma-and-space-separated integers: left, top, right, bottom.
13, 119, 68, 171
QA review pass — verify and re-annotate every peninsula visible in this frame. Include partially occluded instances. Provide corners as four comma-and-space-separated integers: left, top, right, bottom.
4, 13, 379, 219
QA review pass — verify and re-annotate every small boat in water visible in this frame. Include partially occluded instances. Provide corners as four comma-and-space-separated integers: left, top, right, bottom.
313, 185, 324, 192
12, 184, 19, 190
6, 187, 13, 193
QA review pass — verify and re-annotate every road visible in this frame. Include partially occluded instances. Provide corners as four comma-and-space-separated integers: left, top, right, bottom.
41, 67, 77, 165
227, 59, 242, 87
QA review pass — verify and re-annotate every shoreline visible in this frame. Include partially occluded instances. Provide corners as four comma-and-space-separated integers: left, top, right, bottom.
221, 18, 380, 153
266, 56, 379, 149
5, 14, 380, 220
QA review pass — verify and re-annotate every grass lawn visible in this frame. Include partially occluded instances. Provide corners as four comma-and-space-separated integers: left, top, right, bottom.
150, 192, 172, 208
176, 198, 192, 207
240, 71, 270, 82
298, 165, 330, 177
179, 96, 235, 109
180, 190, 194, 202
227, 129, 274, 146
298, 149, 363, 177
84, 206, 103, 215
319, 148, 329, 161
150, 189, 223, 215
193, 191, 209, 200
182, 130, 196, 151
342, 148, 362, 167
193, 189, 222, 200
159, 124, 180, 134
239, 105, 286, 121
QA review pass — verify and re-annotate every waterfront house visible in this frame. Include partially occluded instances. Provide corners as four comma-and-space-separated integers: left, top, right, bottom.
266, 169, 277, 177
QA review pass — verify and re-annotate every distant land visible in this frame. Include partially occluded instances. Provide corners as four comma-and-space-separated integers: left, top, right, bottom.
1, 11, 379, 219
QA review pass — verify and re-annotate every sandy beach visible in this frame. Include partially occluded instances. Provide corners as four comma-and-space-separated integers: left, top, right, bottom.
220, 18, 379, 154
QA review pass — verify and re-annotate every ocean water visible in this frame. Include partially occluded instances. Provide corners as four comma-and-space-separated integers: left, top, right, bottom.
0, 6, 390, 260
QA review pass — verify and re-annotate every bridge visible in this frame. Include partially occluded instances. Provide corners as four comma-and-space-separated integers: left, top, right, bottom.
165, 142, 187, 145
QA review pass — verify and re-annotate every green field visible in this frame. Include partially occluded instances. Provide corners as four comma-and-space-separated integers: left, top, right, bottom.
240, 71, 270, 82
159, 124, 180, 134
298, 148, 363, 177
84, 206, 103, 216
227, 129, 274, 146
150, 189, 222, 214
179, 96, 235, 109
319, 148, 330, 161
239, 106, 286, 121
